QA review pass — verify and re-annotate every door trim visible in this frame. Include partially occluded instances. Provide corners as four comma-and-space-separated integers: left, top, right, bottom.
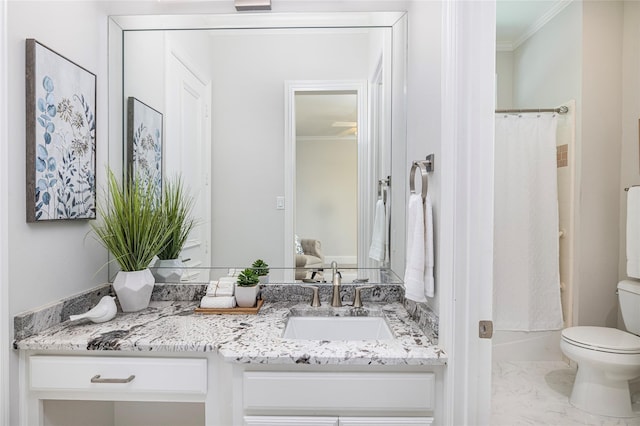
283, 80, 367, 277
440, 1, 496, 424
0, 0, 9, 422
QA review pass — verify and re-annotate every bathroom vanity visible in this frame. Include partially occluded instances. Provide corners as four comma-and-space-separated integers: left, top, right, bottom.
14, 285, 445, 426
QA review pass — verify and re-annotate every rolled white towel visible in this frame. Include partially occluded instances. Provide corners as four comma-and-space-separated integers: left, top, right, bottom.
200, 296, 236, 309
216, 281, 234, 296
206, 280, 235, 297
205, 280, 218, 296
218, 276, 237, 285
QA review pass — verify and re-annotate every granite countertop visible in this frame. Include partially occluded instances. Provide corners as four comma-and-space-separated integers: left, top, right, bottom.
15, 299, 447, 366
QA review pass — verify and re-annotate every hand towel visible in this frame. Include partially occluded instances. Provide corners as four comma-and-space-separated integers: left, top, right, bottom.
404, 193, 428, 303
200, 296, 236, 309
206, 280, 235, 297
218, 276, 237, 285
205, 280, 218, 296
627, 187, 640, 278
368, 199, 387, 262
424, 193, 435, 298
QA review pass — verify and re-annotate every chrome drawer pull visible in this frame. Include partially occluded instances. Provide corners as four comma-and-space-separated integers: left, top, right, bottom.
90, 374, 135, 384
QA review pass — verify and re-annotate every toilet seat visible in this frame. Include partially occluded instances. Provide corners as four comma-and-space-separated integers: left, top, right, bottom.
562, 326, 640, 354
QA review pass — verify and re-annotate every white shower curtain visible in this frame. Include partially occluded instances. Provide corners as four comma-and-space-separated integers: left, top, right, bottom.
494, 113, 564, 331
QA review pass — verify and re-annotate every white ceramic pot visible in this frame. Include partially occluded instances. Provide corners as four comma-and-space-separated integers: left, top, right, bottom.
113, 268, 155, 312
235, 284, 259, 308
151, 258, 184, 283
258, 274, 269, 284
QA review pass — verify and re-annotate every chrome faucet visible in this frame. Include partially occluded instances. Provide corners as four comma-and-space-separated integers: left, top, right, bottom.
330, 261, 342, 307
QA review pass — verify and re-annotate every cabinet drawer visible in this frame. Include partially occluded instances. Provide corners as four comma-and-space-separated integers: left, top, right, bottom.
30, 356, 207, 394
243, 372, 434, 412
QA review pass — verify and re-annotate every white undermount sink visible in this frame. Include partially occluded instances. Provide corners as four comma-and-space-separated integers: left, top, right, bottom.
283, 316, 394, 340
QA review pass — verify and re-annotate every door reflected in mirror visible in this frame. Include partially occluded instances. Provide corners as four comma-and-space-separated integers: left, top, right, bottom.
295, 90, 358, 269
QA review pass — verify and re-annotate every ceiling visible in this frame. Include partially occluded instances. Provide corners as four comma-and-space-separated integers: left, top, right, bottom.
496, 0, 571, 50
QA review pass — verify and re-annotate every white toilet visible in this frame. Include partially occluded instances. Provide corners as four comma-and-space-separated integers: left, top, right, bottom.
560, 280, 640, 417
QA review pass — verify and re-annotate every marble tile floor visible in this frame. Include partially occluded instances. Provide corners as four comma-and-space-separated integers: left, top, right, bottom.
491, 361, 640, 425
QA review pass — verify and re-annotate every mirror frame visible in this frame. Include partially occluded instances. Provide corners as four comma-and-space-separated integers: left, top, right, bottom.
108, 12, 408, 279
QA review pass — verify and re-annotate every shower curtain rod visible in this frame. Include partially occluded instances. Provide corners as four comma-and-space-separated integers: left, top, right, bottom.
495, 105, 569, 114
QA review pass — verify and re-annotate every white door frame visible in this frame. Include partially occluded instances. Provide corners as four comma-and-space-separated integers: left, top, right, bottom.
0, 0, 9, 422
440, 0, 496, 424
283, 80, 368, 275
164, 41, 212, 275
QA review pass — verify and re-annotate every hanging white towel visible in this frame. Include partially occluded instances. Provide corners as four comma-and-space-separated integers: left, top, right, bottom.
424, 193, 434, 298
369, 199, 387, 262
626, 187, 640, 278
404, 193, 428, 303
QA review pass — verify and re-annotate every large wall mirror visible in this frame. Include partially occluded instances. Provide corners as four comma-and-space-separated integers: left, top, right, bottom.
108, 12, 407, 282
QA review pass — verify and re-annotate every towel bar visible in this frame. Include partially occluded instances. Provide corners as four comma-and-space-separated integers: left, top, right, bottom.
409, 154, 434, 202
378, 177, 390, 205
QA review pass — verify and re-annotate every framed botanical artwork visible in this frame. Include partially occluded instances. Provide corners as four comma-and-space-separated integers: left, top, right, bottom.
127, 97, 163, 200
25, 39, 97, 222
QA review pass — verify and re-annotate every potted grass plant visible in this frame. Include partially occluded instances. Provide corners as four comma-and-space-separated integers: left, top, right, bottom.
252, 259, 270, 284
235, 268, 260, 308
91, 170, 176, 312
151, 177, 196, 283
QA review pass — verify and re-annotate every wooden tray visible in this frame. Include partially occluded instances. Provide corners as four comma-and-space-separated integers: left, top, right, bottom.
194, 299, 264, 315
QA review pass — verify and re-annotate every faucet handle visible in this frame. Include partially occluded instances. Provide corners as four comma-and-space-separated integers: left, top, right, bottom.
301, 285, 321, 307
353, 285, 375, 308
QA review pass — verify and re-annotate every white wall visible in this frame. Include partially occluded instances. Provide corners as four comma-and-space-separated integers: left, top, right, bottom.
297, 137, 358, 264
207, 30, 369, 267
579, 1, 623, 327
7, 0, 109, 319
405, 0, 442, 314
0, 0, 9, 423
495, 51, 513, 109
620, 2, 640, 312
512, 2, 582, 112
124, 31, 166, 125
6, 2, 110, 424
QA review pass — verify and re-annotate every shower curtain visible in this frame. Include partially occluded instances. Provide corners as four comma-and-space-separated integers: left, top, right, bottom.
493, 113, 564, 331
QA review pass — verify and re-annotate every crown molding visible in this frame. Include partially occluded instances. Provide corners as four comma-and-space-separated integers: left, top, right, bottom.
512, 0, 573, 50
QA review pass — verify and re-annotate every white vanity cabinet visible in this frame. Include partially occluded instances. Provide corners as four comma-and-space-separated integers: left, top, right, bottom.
21, 352, 442, 426
244, 416, 433, 425
21, 352, 209, 426
234, 367, 441, 426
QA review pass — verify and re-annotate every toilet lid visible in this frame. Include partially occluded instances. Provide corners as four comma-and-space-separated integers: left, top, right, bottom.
562, 326, 640, 354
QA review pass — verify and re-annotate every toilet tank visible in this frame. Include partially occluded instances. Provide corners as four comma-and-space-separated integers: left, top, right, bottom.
618, 280, 640, 335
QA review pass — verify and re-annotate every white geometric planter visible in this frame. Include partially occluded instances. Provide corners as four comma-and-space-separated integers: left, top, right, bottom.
258, 274, 269, 284
235, 284, 259, 308
113, 269, 155, 312
151, 258, 184, 283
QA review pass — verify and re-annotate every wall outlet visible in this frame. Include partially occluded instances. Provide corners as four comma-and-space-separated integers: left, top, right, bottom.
276, 196, 285, 210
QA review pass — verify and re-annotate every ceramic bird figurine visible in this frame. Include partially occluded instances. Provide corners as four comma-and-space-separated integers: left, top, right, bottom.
69, 296, 117, 323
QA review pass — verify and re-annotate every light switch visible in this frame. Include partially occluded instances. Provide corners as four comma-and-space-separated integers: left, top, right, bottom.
276, 196, 285, 210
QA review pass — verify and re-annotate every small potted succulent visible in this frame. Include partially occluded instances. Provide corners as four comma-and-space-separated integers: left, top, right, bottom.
252, 259, 270, 284
235, 268, 260, 308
